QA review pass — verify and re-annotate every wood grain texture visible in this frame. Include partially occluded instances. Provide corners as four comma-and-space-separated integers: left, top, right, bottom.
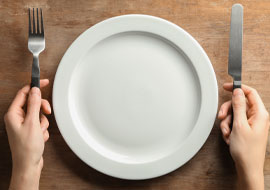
0, 0, 270, 189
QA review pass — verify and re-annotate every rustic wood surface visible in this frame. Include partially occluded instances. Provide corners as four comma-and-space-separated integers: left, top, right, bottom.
0, 0, 270, 189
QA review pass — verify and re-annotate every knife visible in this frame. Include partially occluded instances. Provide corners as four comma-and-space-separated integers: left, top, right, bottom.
228, 4, 243, 126
229, 4, 243, 90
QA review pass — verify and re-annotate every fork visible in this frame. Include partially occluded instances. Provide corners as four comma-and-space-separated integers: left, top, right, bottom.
28, 8, 45, 88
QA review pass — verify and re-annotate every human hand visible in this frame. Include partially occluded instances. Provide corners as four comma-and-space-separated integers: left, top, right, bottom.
218, 83, 269, 190
4, 79, 51, 190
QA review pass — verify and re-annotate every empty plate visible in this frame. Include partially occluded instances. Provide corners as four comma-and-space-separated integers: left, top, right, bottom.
53, 14, 218, 180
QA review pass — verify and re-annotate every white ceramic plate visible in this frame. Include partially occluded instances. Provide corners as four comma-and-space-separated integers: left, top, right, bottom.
53, 15, 218, 180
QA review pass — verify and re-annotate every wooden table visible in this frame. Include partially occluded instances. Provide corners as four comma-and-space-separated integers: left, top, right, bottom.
0, 0, 270, 189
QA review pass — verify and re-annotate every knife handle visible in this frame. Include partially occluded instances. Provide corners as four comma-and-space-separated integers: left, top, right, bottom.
230, 81, 242, 128
31, 76, 40, 88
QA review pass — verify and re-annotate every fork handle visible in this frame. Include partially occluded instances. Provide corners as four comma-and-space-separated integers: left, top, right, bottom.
31, 56, 40, 88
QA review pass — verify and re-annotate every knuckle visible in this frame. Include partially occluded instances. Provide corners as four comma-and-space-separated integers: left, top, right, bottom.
220, 120, 226, 128
16, 88, 27, 98
27, 119, 36, 127
16, 89, 23, 96
233, 101, 243, 109
233, 120, 244, 128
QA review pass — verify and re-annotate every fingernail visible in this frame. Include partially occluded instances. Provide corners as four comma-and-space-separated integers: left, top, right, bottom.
222, 127, 228, 134
233, 88, 243, 96
31, 87, 40, 96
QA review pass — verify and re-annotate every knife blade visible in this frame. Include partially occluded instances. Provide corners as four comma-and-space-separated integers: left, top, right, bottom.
228, 4, 243, 89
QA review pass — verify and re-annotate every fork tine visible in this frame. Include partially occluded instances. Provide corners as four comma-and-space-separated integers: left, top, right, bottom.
36, 8, 40, 34
32, 8, 35, 34
40, 8, 44, 34
37, 8, 39, 34
28, 8, 32, 34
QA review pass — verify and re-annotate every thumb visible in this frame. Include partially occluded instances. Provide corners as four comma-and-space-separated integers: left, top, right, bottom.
25, 87, 41, 123
232, 88, 248, 125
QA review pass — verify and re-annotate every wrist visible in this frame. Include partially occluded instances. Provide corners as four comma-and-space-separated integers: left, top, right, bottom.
10, 165, 41, 190
236, 165, 264, 190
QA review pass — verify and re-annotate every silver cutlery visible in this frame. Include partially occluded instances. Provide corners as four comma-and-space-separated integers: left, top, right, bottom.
28, 8, 45, 88
228, 4, 243, 125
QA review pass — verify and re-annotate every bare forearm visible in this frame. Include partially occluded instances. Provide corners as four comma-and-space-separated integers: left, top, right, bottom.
237, 166, 264, 190
9, 166, 41, 190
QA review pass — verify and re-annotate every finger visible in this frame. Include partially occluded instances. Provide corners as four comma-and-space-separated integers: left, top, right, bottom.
218, 100, 232, 120
220, 114, 231, 145
220, 115, 231, 136
8, 85, 30, 111
44, 130, 49, 142
41, 99, 51, 114
8, 79, 49, 112
40, 114, 49, 132
223, 83, 233, 91
5, 85, 30, 128
25, 87, 42, 123
40, 79, 49, 88
232, 88, 249, 126
224, 83, 265, 110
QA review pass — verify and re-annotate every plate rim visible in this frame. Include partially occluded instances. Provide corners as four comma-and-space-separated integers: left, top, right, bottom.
53, 14, 218, 180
